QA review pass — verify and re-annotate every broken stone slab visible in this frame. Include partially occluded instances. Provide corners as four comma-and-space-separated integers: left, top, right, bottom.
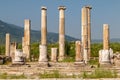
99, 49, 113, 67
39, 45, 48, 62
12, 49, 26, 65
74, 61, 85, 67
51, 48, 58, 62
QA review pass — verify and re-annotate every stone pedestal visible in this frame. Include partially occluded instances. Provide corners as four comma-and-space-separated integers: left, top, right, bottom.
39, 45, 48, 62
75, 41, 83, 62
99, 49, 113, 67
75, 41, 85, 66
12, 49, 25, 65
51, 48, 58, 62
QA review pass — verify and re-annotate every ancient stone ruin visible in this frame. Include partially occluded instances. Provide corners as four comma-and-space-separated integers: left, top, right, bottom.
80, 6, 92, 64
99, 24, 113, 67
2, 5, 120, 79
5, 33, 10, 57
51, 48, 58, 62
23, 19, 31, 59
58, 6, 66, 61
38, 6, 48, 66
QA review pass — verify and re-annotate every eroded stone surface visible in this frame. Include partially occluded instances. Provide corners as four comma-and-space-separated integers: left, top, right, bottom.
58, 6, 66, 61
51, 48, 58, 62
12, 49, 25, 64
23, 19, 31, 59
5, 33, 10, 56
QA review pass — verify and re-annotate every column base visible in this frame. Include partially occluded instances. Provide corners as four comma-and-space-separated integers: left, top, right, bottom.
74, 61, 85, 67
51, 60, 57, 62
100, 62, 112, 67
38, 61, 50, 67
12, 61, 25, 65
58, 56, 64, 61
39, 45, 48, 62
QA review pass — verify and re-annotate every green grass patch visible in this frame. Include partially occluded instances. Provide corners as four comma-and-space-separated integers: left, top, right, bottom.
39, 70, 63, 78
82, 68, 117, 78
0, 73, 27, 79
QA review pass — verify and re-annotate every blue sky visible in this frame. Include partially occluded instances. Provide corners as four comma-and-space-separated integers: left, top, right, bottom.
0, 0, 120, 39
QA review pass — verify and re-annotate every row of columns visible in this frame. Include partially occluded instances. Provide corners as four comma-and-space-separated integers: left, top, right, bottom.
5, 6, 66, 63
5, 5, 112, 66
5, 5, 91, 64
39, 6, 66, 63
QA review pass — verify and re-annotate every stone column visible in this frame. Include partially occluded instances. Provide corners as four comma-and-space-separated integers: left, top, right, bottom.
39, 6, 48, 64
51, 48, 58, 62
103, 24, 109, 50
41, 7, 47, 45
5, 33, 10, 56
81, 6, 88, 63
99, 24, 112, 67
58, 6, 66, 61
10, 42, 17, 60
86, 6, 92, 60
24, 19, 31, 59
75, 41, 82, 62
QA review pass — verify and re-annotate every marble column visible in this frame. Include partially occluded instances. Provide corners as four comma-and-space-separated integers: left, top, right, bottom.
39, 6, 48, 63
24, 19, 31, 59
10, 42, 17, 60
81, 6, 88, 63
58, 6, 66, 61
99, 24, 113, 66
5, 33, 10, 56
103, 24, 109, 50
75, 41, 82, 62
41, 7, 47, 45
86, 6, 92, 60
51, 48, 58, 62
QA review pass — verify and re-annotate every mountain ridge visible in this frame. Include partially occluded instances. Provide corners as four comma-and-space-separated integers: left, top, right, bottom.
0, 20, 78, 44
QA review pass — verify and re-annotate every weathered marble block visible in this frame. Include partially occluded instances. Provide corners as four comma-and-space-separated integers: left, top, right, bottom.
39, 45, 48, 62
51, 48, 58, 62
99, 49, 113, 64
12, 49, 25, 64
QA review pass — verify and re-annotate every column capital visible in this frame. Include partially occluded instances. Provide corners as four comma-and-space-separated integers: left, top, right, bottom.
103, 24, 109, 27
58, 6, 66, 10
41, 6, 47, 10
83, 5, 92, 9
